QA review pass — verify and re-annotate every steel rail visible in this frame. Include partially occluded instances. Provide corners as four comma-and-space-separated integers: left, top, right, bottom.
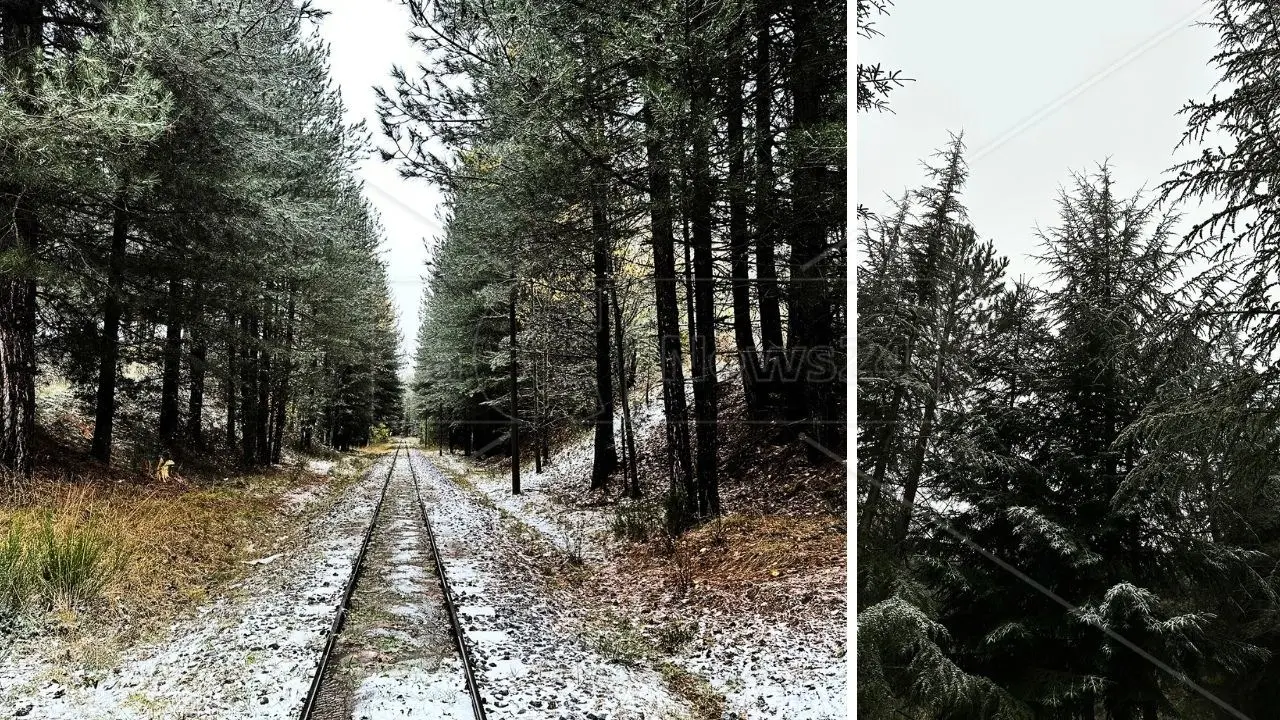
405, 447, 490, 720
297, 441, 402, 720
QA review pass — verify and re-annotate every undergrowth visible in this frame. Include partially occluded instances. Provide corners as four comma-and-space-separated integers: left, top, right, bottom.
0, 515, 123, 618
585, 610, 724, 719
653, 619, 698, 654
585, 611, 652, 666
611, 502, 661, 542
0, 454, 366, 635
658, 662, 726, 720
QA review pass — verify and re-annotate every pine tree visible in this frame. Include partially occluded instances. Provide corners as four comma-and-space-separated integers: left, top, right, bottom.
0, 0, 169, 475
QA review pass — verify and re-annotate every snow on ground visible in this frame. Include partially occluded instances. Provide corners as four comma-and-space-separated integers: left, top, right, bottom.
352, 663, 474, 720
676, 612, 846, 720
435, 401, 667, 564
0, 424, 843, 720
436, 450, 611, 563
0, 455, 393, 720
306, 459, 337, 476
411, 449, 692, 720
429, 397, 847, 720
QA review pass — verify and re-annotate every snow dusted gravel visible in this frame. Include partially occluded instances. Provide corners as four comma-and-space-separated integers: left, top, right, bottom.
435, 451, 612, 564
674, 611, 846, 720
432, 403, 669, 565
431, 410, 848, 720
410, 449, 692, 720
0, 434, 844, 720
0, 455, 393, 720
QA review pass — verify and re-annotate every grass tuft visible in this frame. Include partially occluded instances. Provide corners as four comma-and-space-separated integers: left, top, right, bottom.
0, 514, 123, 614
658, 662, 726, 720
652, 619, 698, 655
585, 611, 653, 667
34, 513, 122, 606
611, 502, 661, 543
0, 519, 30, 613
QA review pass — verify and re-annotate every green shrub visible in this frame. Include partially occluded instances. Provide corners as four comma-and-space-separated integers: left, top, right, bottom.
369, 423, 392, 445
653, 620, 697, 654
586, 613, 652, 666
610, 503, 660, 543
33, 515, 120, 606
663, 485, 693, 536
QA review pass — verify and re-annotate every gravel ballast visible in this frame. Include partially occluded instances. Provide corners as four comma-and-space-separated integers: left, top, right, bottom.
433, 427, 848, 720
410, 449, 692, 720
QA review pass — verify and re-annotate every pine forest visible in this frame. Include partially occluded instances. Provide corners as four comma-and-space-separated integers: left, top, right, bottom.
859, 0, 1280, 718
0, 0, 849, 718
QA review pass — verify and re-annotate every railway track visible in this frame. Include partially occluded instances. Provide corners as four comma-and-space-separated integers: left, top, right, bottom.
406, 447, 490, 720
297, 441, 487, 720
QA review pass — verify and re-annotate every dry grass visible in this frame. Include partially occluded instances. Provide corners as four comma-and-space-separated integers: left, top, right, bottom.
358, 441, 398, 457
0, 460, 364, 640
587, 511, 846, 620
658, 662, 726, 720
677, 513, 846, 585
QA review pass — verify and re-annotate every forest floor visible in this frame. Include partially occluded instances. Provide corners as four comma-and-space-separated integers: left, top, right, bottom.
0, 444, 385, 719
437, 392, 848, 720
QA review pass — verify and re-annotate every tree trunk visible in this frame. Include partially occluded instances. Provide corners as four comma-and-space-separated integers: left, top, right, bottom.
256, 299, 272, 466
225, 311, 237, 449
240, 312, 258, 466
859, 333, 913, 535
538, 351, 548, 464
158, 278, 184, 446
610, 276, 639, 498
590, 175, 618, 489
650, 116, 701, 509
894, 305, 958, 546
187, 333, 206, 446
725, 17, 760, 416
510, 275, 521, 495
270, 287, 295, 464
187, 281, 206, 447
753, 0, 784, 359
785, 0, 839, 460
689, 15, 721, 518
92, 193, 129, 464
0, 0, 42, 477
531, 340, 542, 474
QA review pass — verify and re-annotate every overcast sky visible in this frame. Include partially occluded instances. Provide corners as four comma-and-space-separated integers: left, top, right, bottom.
314, 0, 441, 375
858, 0, 1222, 282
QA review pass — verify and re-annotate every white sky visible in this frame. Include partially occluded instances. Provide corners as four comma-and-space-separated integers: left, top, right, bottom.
314, 0, 444, 375
857, 0, 1222, 282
